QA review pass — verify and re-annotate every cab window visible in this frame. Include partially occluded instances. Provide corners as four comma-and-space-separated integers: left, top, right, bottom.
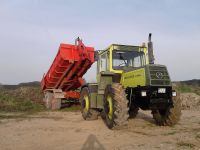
112, 50, 145, 70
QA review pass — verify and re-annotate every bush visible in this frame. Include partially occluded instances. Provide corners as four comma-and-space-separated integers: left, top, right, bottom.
0, 87, 45, 112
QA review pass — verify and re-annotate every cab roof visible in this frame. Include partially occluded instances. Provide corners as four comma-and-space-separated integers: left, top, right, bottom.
98, 44, 146, 54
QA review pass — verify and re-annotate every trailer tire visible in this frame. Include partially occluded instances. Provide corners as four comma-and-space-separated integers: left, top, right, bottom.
44, 92, 53, 109
80, 87, 98, 120
152, 93, 181, 126
102, 83, 129, 129
52, 97, 61, 110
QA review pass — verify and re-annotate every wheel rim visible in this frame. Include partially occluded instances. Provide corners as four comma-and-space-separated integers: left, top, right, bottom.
107, 95, 113, 119
83, 95, 89, 113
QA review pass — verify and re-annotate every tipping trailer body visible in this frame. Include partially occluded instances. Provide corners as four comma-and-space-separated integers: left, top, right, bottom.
41, 39, 94, 109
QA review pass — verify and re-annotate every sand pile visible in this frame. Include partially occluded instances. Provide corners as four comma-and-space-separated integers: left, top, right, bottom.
180, 93, 200, 110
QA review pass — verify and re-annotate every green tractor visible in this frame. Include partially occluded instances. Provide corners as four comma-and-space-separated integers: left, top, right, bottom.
80, 33, 181, 129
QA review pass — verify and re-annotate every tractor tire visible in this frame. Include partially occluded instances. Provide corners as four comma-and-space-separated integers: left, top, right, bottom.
80, 87, 99, 120
102, 83, 129, 129
129, 105, 139, 119
152, 93, 181, 126
44, 92, 53, 109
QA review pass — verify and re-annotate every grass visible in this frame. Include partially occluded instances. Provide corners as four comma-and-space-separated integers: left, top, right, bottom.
176, 141, 196, 148
0, 87, 81, 113
0, 88, 45, 113
0, 86, 81, 119
177, 85, 192, 92
0, 96, 45, 112
175, 83, 200, 96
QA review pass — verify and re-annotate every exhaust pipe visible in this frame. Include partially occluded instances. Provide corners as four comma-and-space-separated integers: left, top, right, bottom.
148, 33, 155, 64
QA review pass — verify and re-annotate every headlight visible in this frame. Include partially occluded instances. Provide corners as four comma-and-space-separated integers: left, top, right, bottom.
172, 91, 177, 97
141, 91, 147, 97
158, 88, 166, 93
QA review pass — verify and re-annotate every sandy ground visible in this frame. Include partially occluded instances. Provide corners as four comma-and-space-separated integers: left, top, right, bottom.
0, 110, 200, 150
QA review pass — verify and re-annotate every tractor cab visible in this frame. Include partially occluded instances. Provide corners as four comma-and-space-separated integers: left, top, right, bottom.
97, 44, 149, 75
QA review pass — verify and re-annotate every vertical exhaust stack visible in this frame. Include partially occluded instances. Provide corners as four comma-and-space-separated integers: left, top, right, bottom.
148, 33, 155, 64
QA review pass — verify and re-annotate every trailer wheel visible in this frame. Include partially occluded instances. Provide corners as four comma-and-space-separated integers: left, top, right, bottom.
80, 87, 98, 120
152, 93, 181, 126
103, 83, 129, 129
44, 92, 53, 109
52, 97, 61, 110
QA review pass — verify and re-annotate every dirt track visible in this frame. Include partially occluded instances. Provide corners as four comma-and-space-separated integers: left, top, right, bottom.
0, 110, 200, 150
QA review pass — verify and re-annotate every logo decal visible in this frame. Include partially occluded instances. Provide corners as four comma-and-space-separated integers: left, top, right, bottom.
156, 72, 164, 79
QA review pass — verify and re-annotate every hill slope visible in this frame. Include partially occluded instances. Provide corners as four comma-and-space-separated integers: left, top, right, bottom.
0, 82, 44, 112
174, 79, 200, 95
0, 81, 40, 90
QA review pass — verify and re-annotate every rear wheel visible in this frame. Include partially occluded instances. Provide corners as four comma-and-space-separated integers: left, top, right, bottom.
103, 83, 129, 129
44, 92, 53, 109
51, 97, 61, 110
44, 91, 61, 110
80, 87, 98, 120
152, 94, 181, 126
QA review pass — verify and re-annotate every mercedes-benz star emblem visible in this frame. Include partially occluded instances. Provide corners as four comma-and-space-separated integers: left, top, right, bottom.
156, 72, 164, 79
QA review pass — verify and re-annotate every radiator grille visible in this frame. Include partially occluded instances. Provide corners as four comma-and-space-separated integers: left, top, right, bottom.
148, 65, 171, 86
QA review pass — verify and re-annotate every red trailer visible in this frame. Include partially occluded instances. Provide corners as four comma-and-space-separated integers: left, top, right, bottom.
41, 38, 94, 110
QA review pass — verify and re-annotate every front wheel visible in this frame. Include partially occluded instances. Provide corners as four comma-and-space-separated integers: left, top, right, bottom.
102, 83, 129, 129
152, 93, 181, 126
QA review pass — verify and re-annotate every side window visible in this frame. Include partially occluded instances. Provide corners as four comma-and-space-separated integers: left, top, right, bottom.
133, 55, 142, 67
100, 53, 106, 72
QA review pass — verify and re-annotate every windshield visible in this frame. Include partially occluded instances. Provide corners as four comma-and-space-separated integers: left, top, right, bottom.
112, 50, 145, 70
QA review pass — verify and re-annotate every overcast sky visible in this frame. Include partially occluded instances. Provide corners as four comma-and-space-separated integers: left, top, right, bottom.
0, 0, 199, 84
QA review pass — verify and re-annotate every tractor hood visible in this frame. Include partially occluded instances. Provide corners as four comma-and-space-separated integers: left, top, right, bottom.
120, 64, 172, 88
145, 64, 171, 86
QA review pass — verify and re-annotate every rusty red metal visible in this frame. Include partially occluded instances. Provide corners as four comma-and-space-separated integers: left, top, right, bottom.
64, 91, 80, 99
41, 38, 94, 98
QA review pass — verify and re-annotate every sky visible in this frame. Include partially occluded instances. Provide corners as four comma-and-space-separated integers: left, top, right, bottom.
0, 0, 200, 84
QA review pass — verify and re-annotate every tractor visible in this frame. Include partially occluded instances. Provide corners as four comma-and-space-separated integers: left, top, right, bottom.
80, 33, 181, 129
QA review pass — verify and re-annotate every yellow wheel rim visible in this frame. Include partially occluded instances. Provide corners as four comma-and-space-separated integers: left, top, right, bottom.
107, 95, 113, 119
83, 95, 89, 112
